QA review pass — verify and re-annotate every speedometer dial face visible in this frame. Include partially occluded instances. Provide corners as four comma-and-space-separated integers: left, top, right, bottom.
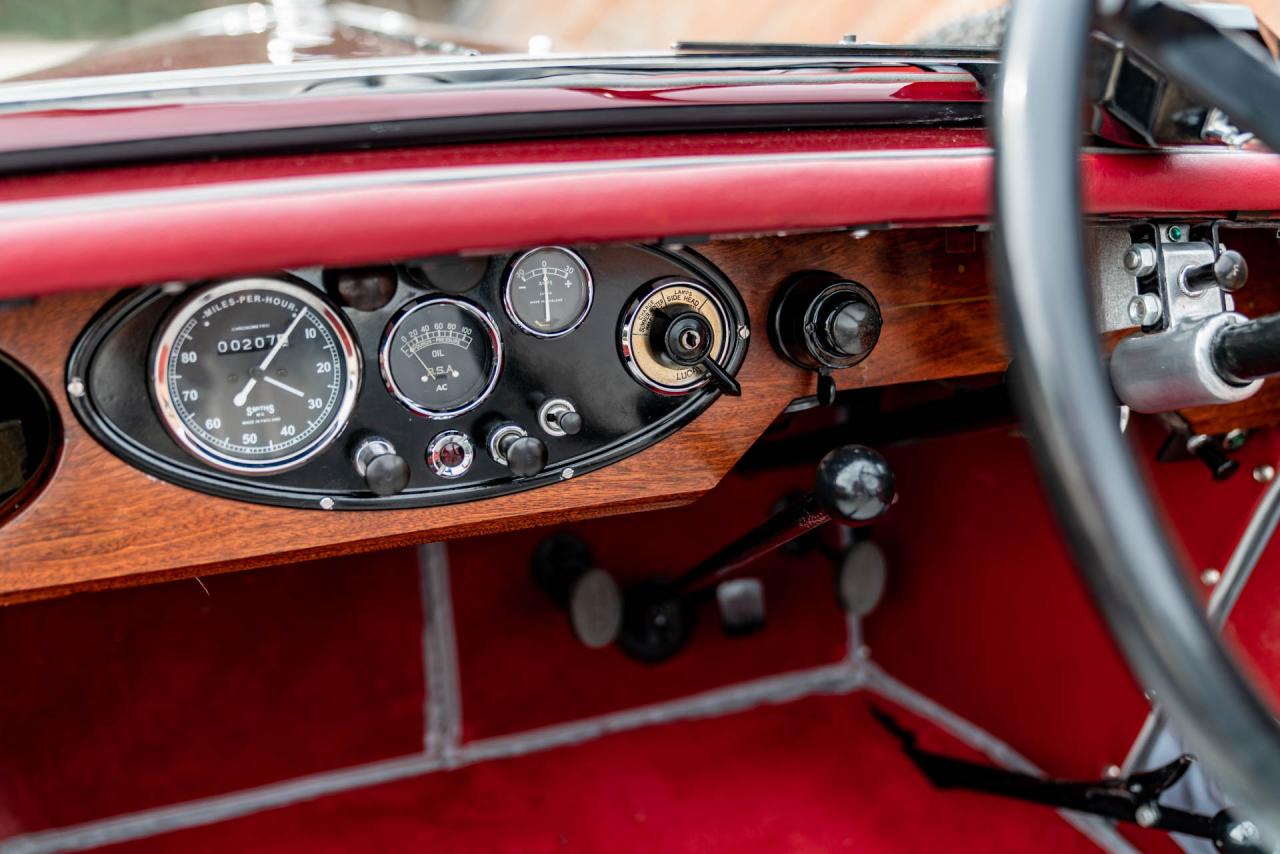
503, 246, 593, 337
380, 296, 503, 418
151, 278, 361, 474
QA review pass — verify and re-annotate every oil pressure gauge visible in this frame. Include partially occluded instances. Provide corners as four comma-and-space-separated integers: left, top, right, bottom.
619, 279, 740, 396
503, 246, 593, 337
380, 296, 502, 418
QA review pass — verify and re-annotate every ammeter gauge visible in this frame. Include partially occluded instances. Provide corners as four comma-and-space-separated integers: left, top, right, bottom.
503, 246, 593, 337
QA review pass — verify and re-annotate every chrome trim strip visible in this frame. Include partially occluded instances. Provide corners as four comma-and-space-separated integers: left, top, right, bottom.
864, 663, 1138, 854
0, 53, 983, 107
0, 664, 855, 854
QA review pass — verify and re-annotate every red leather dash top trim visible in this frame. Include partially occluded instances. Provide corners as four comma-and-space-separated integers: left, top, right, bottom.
0, 147, 1276, 300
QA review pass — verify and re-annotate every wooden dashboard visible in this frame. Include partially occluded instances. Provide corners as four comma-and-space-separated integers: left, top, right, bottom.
4, 222, 1275, 604
0, 227, 1004, 603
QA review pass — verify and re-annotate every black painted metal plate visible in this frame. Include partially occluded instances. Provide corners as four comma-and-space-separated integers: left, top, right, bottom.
67, 244, 748, 510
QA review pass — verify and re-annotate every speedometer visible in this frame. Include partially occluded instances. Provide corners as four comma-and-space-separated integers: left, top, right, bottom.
151, 278, 361, 474
379, 296, 503, 418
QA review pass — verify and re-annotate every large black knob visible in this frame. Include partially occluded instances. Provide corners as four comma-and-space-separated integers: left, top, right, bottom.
505, 435, 548, 478
814, 445, 895, 525
770, 272, 882, 372
488, 424, 547, 478
826, 298, 881, 360
353, 438, 410, 496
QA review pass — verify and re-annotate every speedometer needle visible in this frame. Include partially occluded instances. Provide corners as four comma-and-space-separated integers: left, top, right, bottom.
233, 308, 306, 407
264, 375, 304, 397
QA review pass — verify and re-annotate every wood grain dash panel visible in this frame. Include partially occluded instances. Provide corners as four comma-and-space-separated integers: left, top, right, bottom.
0, 228, 1000, 604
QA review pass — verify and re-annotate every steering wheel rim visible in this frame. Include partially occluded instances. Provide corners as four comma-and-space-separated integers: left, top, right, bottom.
994, 0, 1280, 836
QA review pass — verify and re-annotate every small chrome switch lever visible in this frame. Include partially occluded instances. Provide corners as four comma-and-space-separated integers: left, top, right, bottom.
353, 437, 410, 496
538, 398, 582, 437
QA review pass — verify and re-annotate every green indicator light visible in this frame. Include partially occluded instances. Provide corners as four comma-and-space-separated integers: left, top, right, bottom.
1169, 226, 1183, 240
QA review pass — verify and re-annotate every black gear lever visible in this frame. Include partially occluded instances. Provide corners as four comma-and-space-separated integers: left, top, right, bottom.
661, 445, 895, 600
617, 444, 895, 662
534, 445, 896, 663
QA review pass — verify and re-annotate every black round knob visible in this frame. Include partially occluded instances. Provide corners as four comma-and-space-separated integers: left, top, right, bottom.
650, 307, 742, 396
502, 434, 548, 478
825, 298, 882, 359
1211, 809, 1268, 853
556, 410, 583, 436
770, 272, 882, 371
365, 452, 410, 496
814, 445, 895, 526
654, 310, 713, 366
1185, 250, 1248, 293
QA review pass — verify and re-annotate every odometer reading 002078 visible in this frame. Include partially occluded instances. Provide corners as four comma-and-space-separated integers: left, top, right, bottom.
151, 279, 361, 474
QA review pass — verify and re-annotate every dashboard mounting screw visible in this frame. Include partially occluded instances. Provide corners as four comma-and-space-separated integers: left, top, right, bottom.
1201, 567, 1222, 586
561, 467, 575, 480
319, 497, 335, 510
66, 377, 86, 398
737, 324, 750, 340
1254, 464, 1276, 483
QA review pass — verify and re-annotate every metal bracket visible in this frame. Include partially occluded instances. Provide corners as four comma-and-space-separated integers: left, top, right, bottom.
874, 708, 1268, 849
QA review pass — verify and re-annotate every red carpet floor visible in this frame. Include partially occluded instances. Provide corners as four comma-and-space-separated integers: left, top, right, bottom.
99, 693, 1102, 854
6, 421, 1279, 851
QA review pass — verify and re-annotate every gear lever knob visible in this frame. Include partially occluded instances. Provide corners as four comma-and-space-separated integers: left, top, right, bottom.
815, 445, 896, 525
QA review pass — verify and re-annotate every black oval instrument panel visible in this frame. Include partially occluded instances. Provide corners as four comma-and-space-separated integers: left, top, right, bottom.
67, 244, 748, 510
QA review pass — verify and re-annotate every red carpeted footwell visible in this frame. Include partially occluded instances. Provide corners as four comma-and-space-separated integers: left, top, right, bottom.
101, 692, 1102, 854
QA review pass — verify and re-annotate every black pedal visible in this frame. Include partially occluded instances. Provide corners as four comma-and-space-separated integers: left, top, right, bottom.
837, 540, 887, 617
531, 533, 623, 649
